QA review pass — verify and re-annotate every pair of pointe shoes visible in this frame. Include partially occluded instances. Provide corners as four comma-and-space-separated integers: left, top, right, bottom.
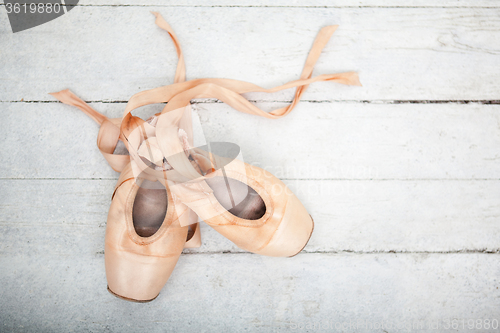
51, 12, 360, 302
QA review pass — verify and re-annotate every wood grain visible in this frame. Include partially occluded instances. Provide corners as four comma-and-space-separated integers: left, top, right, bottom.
77, 0, 500, 7
2, 102, 499, 180
1, 252, 499, 331
2, 179, 499, 252
1, 6, 499, 101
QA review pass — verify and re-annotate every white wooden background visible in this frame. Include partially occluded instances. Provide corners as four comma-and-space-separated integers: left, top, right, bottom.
1, 1, 499, 332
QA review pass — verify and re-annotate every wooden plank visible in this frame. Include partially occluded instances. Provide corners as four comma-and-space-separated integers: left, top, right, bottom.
1, 252, 499, 332
196, 102, 500, 180
76, 0, 500, 7
1, 7, 500, 101
2, 102, 499, 180
2, 179, 499, 253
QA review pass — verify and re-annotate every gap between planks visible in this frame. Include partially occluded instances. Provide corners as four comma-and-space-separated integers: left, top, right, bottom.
1, 100, 500, 104
1, 4, 500, 8
2, 178, 500, 180
91, 249, 500, 255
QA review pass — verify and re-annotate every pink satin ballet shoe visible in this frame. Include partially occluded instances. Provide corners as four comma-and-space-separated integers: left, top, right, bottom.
105, 161, 193, 302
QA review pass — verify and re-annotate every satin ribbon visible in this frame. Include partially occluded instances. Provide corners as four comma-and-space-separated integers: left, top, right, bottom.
50, 12, 361, 183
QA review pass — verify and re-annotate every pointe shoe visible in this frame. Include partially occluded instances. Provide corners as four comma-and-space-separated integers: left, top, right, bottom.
105, 161, 192, 302
169, 142, 314, 257
46, 90, 198, 300
48, 12, 204, 248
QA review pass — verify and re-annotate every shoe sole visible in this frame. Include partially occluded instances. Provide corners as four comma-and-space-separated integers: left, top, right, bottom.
289, 214, 315, 258
107, 285, 158, 303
